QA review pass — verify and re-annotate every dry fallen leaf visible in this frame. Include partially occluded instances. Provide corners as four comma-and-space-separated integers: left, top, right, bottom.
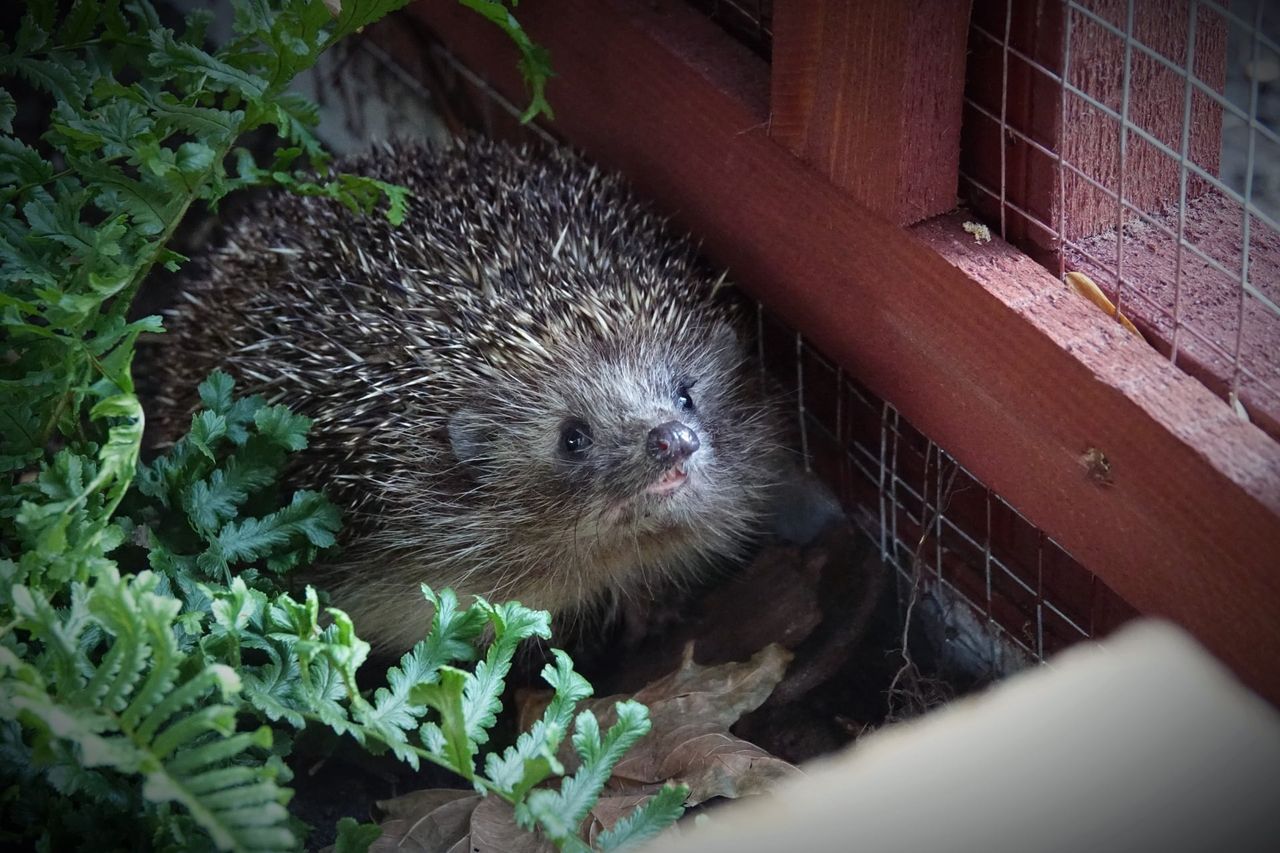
370, 789, 560, 853
369, 790, 481, 853
468, 797, 556, 853
536, 643, 802, 805
1065, 270, 1144, 340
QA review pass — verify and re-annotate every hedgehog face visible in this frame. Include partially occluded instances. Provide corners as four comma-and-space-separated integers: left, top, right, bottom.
551, 349, 725, 531
446, 320, 775, 560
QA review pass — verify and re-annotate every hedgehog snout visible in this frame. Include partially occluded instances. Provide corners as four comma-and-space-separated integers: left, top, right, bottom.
646, 420, 700, 465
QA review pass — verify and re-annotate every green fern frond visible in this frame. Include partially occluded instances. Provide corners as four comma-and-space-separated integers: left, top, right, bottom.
483, 649, 592, 801
595, 784, 689, 852
1, 569, 295, 852
130, 372, 341, 592
519, 701, 687, 848
360, 587, 487, 745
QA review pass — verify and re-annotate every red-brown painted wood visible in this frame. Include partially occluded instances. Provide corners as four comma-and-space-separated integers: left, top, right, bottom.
770, 0, 972, 225
964, 0, 1227, 247
406, 0, 1280, 703
1067, 192, 1280, 442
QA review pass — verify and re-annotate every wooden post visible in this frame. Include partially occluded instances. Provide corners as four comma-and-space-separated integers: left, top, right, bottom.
770, 0, 974, 225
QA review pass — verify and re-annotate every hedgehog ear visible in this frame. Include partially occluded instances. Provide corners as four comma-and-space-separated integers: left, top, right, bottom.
710, 320, 743, 355
447, 409, 492, 466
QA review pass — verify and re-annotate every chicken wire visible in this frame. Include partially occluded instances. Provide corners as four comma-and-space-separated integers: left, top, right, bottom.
755, 309, 1138, 679
689, 0, 1279, 432
962, 0, 1280, 434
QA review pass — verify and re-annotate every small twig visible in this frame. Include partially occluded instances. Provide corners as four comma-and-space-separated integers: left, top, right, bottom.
884, 450, 961, 721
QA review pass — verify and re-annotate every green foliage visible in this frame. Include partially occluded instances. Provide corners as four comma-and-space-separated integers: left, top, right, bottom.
0, 0, 414, 480
521, 702, 657, 849
4, 388, 689, 851
0, 1, 676, 851
1, 569, 294, 852
459, 0, 555, 122
333, 817, 383, 853
130, 371, 340, 586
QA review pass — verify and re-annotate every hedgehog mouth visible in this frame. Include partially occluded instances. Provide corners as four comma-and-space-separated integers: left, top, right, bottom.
646, 463, 689, 496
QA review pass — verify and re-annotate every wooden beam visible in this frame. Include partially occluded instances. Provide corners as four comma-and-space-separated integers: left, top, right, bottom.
405, 0, 1280, 703
769, 0, 973, 225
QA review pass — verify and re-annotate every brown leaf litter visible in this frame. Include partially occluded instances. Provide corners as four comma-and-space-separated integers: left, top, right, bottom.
349, 520, 896, 851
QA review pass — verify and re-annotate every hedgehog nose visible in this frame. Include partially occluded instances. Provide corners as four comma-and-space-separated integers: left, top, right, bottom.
647, 421, 700, 464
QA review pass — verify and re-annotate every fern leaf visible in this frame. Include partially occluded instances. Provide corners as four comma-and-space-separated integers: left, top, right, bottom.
6, 55, 89, 107
460, 600, 551, 745
522, 701, 654, 843
0, 86, 14, 132
412, 667, 474, 780
327, 0, 415, 42
147, 30, 269, 99
361, 586, 485, 738
252, 404, 311, 451
142, 723, 295, 853
539, 649, 594, 733
2, 571, 297, 853
485, 649, 589, 800
595, 784, 688, 852
333, 816, 382, 853
198, 490, 340, 581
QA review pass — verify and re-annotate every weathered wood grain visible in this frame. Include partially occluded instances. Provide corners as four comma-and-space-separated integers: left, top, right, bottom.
770, 0, 972, 224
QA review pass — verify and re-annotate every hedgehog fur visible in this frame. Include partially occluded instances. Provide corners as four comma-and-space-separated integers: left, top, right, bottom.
149, 138, 783, 651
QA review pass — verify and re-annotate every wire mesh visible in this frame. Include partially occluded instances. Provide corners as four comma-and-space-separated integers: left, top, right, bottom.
962, 0, 1280, 435
756, 308, 1138, 674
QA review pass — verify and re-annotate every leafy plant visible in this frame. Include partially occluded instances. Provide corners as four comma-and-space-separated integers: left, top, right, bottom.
2, 568, 295, 852
0, 1, 685, 851
459, 0, 555, 122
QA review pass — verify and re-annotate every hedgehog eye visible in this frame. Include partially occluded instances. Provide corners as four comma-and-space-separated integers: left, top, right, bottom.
559, 420, 593, 456
675, 383, 696, 412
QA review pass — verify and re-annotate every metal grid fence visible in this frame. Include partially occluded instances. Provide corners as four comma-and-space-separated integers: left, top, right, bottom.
962, 0, 1280, 434
687, 0, 1280, 432
756, 308, 1138, 678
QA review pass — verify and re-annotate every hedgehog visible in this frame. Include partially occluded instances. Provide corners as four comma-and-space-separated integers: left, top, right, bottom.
148, 138, 784, 651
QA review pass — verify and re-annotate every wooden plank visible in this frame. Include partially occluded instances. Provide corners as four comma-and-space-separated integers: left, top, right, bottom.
405, 0, 1280, 703
769, 0, 973, 225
